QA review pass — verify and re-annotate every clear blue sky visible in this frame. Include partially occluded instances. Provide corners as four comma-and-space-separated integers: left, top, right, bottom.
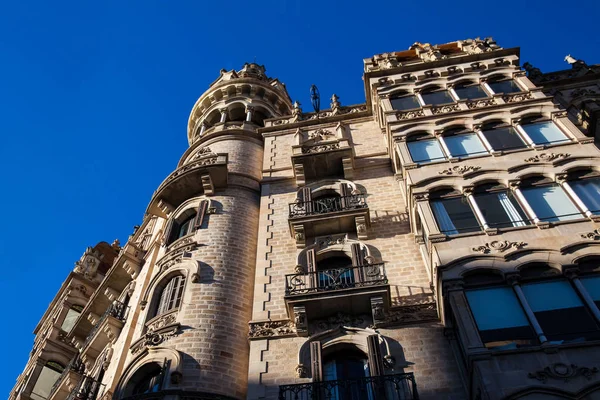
1, 0, 599, 395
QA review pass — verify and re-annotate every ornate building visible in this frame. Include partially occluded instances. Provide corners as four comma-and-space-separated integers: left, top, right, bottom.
9, 38, 600, 400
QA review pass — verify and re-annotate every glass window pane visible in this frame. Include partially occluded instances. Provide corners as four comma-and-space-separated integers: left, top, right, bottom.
390, 95, 420, 111
407, 139, 445, 163
522, 281, 599, 342
474, 191, 530, 228
455, 85, 488, 100
569, 178, 600, 214
431, 198, 481, 234
421, 90, 454, 106
521, 185, 582, 222
522, 122, 569, 145
466, 287, 534, 349
444, 133, 488, 157
489, 80, 522, 94
31, 366, 62, 400
581, 276, 600, 308
60, 308, 81, 333
482, 127, 526, 151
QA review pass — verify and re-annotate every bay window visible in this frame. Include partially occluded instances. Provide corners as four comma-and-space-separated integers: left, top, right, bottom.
481, 125, 527, 151
431, 195, 481, 235
520, 183, 583, 222
454, 83, 488, 100
473, 190, 530, 228
569, 177, 600, 215
407, 136, 446, 163
520, 121, 570, 145
488, 79, 522, 94
442, 130, 488, 158
390, 94, 421, 111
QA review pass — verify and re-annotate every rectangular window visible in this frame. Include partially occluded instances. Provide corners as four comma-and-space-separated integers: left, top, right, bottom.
521, 184, 582, 222
569, 178, 600, 214
390, 95, 421, 111
474, 191, 530, 228
431, 197, 481, 234
443, 133, 488, 158
521, 122, 569, 145
481, 127, 527, 151
489, 80, 522, 94
522, 280, 599, 342
581, 276, 600, 309
407, 139, 446, 163
466, 287, 534, 349
30, 366, 63, 400
60, 307, 82, 333
454, 85, 488, 100
421, 90, 454, 106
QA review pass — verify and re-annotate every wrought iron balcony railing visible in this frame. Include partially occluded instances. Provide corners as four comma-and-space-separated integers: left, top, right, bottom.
285, 263, 387, 296
279, 372, 419, 400
289, 195, 367, 218
48, 354, 85, 399
81, 300, 128, 352
66, 374, 105, 400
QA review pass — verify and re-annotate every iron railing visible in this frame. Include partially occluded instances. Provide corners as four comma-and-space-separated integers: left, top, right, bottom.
48, 354, 85, 399
289, 195, 367, 218
279, 372, 419, 400
285, 264, 387, 295
66, 374, 104, 400
81, 300, 128, 352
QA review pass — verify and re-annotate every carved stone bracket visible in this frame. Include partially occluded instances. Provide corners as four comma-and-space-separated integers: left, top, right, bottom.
438, 165, 482, 176
293, 225, 306, 249
524, 153, 570, 163
472, 240, 527, 254
131, 323, 181, 355
355, 216, 369, 240
248, 319, 297, 340
295, 364, 308, 378
294, 163, 306, 187
293, 306, 308, 336
371, 297, 385, 326
528, 363, 598, 383
396, 110, 424, 120
316, 234, 347, 250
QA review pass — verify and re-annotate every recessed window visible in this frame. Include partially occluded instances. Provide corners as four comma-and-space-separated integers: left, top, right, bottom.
323, 350, 369, 397
522, 281, 600, 342
407, 138, 446, 163
125, 362, 165, 397
454, 84, 488, 100
155, 275, 186, 317
421, 90, 454, 106
474, 191, 530, 228
466, 287, 535, 349
581, 276, 600, 308
60, 305, 84, 333
570, 177, 600, 214
488, 79, 522, 94
431, 197, 481, 235
30, 362, 64, 400
443, 132, 488, 158
521, 121, 569, 145
317, 256, 355, 289
481, 126, 527, 151
390, 94, 421, 111
521, 184, 582, 222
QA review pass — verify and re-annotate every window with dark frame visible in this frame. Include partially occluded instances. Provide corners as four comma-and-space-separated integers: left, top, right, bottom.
520, 182, 583, 222
406, 136, 446, 163
30, 361, 65, 400
488, 79, 522, 94
430, 195, 481, 235
164, 201, 209, 246
473, 187, 530, 228
155, 275, 186, 317
390, 94, 421, 111
420, 90, 454, 106
454, 83, 488, 100
570, 176, 600, 215
481, 125, 527, 151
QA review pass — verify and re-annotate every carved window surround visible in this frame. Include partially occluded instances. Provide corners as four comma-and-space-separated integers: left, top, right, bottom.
291, 138, 354, 186
130, 310, 182, 355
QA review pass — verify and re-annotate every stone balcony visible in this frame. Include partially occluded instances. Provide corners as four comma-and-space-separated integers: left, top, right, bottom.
291, 138, 354, 186
288, 194, 370, 247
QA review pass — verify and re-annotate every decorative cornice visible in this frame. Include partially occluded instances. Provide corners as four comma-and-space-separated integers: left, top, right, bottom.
472, 240, 527, 254
438, 165, 482, 175
248, 319, 296, 340
528, 363, 598, 383
524, 153, 570, 163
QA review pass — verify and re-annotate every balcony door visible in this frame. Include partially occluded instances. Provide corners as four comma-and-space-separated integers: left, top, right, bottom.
322, 350, 371, 400
317, 255, 355, 290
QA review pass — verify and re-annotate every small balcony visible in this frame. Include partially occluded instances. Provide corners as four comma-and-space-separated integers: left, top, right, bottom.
278, 372, 419, 400
48, 355, 85, 400
292, 139, 354, 186
289, 195, 370, 246
66, 374, 104, 400
79, 300, 128, 363
284, 263, 390, 323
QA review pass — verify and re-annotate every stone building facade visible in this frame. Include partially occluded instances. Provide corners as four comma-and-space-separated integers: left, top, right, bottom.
8, 38, 600, 400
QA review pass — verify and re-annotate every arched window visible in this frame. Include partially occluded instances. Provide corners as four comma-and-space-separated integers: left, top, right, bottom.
519, 176, 582, 222
323, 349, 370, 399
471, 183, 530, 228
453, 81, 489, 100
480, 121, 527, 152
430, 189, 482, 235
317, 253, 355, 289
164, 201, 209, 246
487, 76, 523, 94
406, 133, 446, 164
124, 362, 165, 398
390, 91, 421, 111
565, 169, 600, 215
155, 275, 186, 317
441, 127, 488, 158
60, 304, 84, 333
420, 86, 454, 106
30, 361, 64, 400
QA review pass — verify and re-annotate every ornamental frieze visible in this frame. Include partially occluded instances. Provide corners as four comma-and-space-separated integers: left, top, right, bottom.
248, 319, 297, 340
472, 240, 527, 254
370, 303, 438, 328
131, 323, 181, 355
438, 165, 481, 175
524, 153, 570, 163
528, 363, 598, 383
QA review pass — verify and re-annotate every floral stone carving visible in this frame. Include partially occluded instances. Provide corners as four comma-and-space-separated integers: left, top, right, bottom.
581, 229, 600, 240
528, 363, 598, 383
248, 320, 296, 339
438, 165, 482, 175
472, 240, 527, 254
524, 153, 570, 163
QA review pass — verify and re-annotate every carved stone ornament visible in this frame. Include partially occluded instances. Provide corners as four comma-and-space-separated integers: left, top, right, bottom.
316, 234, 347, 250
313, 313, 366, 334
438, 165, 482, 175
295, 364, 308, 378
396, 110, 424, 120
460, 37, 500, 54
431, 104, 460, 115
158, 241, 200, 272
581, 229, 600, 240
466, 98, 496, 109
193, 146, 216, 159
248, 320, 297, 339
528, 363, 598, 383
301, 142, 340, 154
308, 128, 333, 141
74, 247, 104, 279
571, 88, 598, 98
131, 324, 180, 355
503, 92, 533, 103
472, 240, 527, 254
371, 303, 438, 329
147, 312, 177, 332
524, 153, 570, 163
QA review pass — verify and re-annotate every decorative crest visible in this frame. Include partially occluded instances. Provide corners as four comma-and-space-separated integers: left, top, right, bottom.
310, 84, 320, 113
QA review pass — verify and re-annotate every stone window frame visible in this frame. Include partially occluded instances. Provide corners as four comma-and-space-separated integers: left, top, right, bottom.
21, 355, 70, 400
163, 198, 212, 248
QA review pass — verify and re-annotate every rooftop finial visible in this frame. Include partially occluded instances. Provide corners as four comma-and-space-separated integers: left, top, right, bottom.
310, 85, 320, 113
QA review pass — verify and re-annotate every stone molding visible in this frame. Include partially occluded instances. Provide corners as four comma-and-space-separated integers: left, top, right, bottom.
472, 240, 527, 254
528, 363, 598, 383
248, 319, 297, 340
371, 303, 438, 328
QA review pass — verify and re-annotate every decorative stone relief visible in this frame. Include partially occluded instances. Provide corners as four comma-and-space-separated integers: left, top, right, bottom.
581, 229, 600, 240
74, 247, 104, 279
295, 364, 308, 378
528, 363, 598, 383
312, 313, 366, 335
316, 234, 347, 250
371, 303, 437, 328
524, 153, 570, 163
301, 142, 340, 154
147, 312, 177, 332
503, 92, 533, 103
131, 324, 180, 355
432, 104, 460, 115
460, 37, 500, 54
396, 110, 424, 120
371, 297, 385, 325
308, 128, 333, 141
438, 165, 481, 175
248, 319, 297, 339
193, 146, 217, 159
472, 240, 527, 254
466, 98, 496, 109
293, 306, 308, 336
